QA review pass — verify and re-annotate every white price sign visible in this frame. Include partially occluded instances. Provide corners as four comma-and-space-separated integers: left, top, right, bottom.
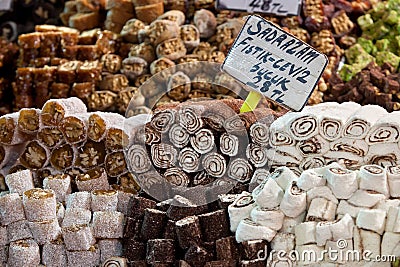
222, 15, 328, 111
216, 0, 301, 16
0, 0, 12, 11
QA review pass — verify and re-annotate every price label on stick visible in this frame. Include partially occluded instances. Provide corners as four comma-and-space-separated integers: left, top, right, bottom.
216, 0, 301, 16
221, 15, 328, 112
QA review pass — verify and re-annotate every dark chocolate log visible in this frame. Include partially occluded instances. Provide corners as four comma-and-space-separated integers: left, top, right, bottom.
198, 210, 230, 242
166, 195, 209, 221
168, 124, 190, 148
141, 208, 167, 241
246, 144, 268, 168
151, 143, 178, 169
178, 105, 204, 134
184, 245, 213, 266
126, 144, 151, 174
105, 151, 127, 177
190, 129, 215, 154
175, 215, 202, 249
216, 237, 240, 262
76, 140, 106, 169
249, 122, 271, 147
37, 127, 64, 148
163, 220, 177, 240
127, 197, 157, 219
227, 158, 253, 183
164, 167, 190, 187
241, 240, 268, 260
125, 239, 146, 261
202, 152, 227, 178
144, 125, 161, 146
124, 216, 143, 240
146, 239, 175, 265
220, 133, 242, 157
178, 148, 200, 173
150, 109, 176, 134
50, 144, 75, 170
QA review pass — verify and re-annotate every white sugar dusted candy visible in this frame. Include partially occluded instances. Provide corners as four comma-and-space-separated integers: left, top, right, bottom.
98, 239, 123, 263
325, 166, 358, 199
329, 214, 354, 241
284, 111, 319, 141
61, 208, 92, 228
358, 164, 389, 196
249, 169, 270, 192
252, 178, 283, 209
101, 257, 128, 267
306, 198, 337, 221
66, 191, 91, 209
342, 105, 387, 139
56, 202, 65, 225
43, 174, 72, 203
374, 199, 400, 212
0, 227, 6, 246
66, 245, 100, 267
28, 219, 61, 245
356, 209, 386, 235
385, 206, 400, 233
250, 207, 284, 231
324, 239, 353, 264
5, 169, 34, 195
228, 192, 256, 232
306, 186, 338, 207
8, 239, 40, 266
279, 181, 306, 218
297, 169, 326, 191
267, 146, 301, 166
296, 135, 330, 157
87, 112, 126, 142
381, 232, 400, 256
281, 212, 306, 234
42, 242, 68, 267
93, 211, 125, 239
41, 97, 87, 127
365, 143, 400, 166
328, 138, 369, 159
113, 186, 136, 215
354, 227, 381, 259
23, 188, 57, 222
76, 168, 110, 192
315, 221, 332, 246
269, 116, 296, 147
295, 244, 324, 266
295, 221, 317, 246
0, 193, 25, 225
0, 245, 6, 265
91, 190, 118, 212
337, 200, 363, 219
385, 165, 400, 198
0, 144, 26, 170
347, 190, 386, 208
270, 232, 295, 252
7, 220, 33, 242
365, 111, 400, 145
235, 218, 276, 242
62, 224, 96, 251
0, 112, 28, 145
269, 167, 298, 191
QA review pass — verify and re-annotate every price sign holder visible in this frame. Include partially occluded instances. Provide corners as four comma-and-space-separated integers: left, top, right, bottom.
221, 15, 328, 112
216, 0, 301, 16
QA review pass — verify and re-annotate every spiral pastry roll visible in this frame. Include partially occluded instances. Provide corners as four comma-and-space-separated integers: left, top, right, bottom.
297, 135, 329, 157
190, 128, 215, 154
8, 239, 40, 267
347, 190, 386, 208
178, 105, 204, 134
358, 164, 389, 196
250, 206, 284, 231
366, 143, 400, 167
297, 169, 326, 191
126, 144, 151, 174
306, 197, 337, 221
287, 112, 318, 141
220, 133, 242, 157
202, 152, 227, 178
150, 109, 176, 134
294, 221, 317, 245
252, 177, 283, 210
227, 158, 253, 183
342, 105, 387, 139
299, 156, 326, 172
5, 169, 34, 195
43, 174, 72, 203
279, 181, 306, 218
365, 112, 400, 145
386, 166, 400, 198
151, 143, 178, 169
164, 167, 190, 187
250, 120, 271, 147
101, 257, 128, 267
356, 209, 386, 235
23, 188, 57, 222
267, 146, 302, 166
249, 169, 270, 192
269, 117, 296, 147
325, 166, 358, 199
178, 147, 200, 173
246, 143, 268, 168
168, 124, 189, 148
235, 218, 277, 242
329, 137, 369, 159
228, 192, 256, 232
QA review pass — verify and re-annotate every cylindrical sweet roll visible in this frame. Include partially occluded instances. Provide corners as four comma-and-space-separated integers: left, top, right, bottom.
91, 190, 118, 212
270, 232, 295, 252
269, 117, 296, 147
267, 146, 301, 166
286, 112, 319, 141
250, 206, 284, 231
66, 191, 91, 210
306, 186, 338, 207
227, 158, 253, 183
87, 112, 125, 142
41, 97, 87, 126
246, 143, 268, 168
202, 152, 227, 178
28, 219, 61, 245
190, 128, 215, 154
178, 147, 200, 173
42, 242, 68, 267
325, 166, 358, 199
294, 221, 317, 245
62, 224, 96, 251
281, 212, 306, 234
315, 221, 332, 246
66, 246, 101, 267
8, 239, 40, 266
250, 120, 271, 147
297, 169, 326, 191
5, 169, 34, 195
329, 137, 369, 159
354, 228, 381, 259
249, 169, 270, 192
101, 256, 128, 267
329, 213, 354, 241
0, 193, 26, 225
365, 112, 400, 145
228, 192, 256, 232
296, 135, 329, 157
386, 166, 400, 198
0, 112, 28, 145
0, 143, 26, 169
43, 174, 72, 203
385, 206, 400, 233
381, 232, 400, 256
279, 181, 306, 218
59, 113, 90, 144
61, 208, 92, 228
347, 190, 386, 208
23, 188, 57, 222
252, 178, 283, 209
168, 124, 189, 148
358, 165, 389, 196
356, 209, 386, 235
235, 218, 277, 242
76, 167, 110, 192
269, 167, 298, 191
17, 108, 41, 135
306, 198, 337, 222
126, 144, 152, 174
19, 140, 51, 169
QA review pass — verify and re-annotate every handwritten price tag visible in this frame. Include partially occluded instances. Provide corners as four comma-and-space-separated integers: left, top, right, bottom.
222, 15, 328, 112
216, 0, 301, 16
